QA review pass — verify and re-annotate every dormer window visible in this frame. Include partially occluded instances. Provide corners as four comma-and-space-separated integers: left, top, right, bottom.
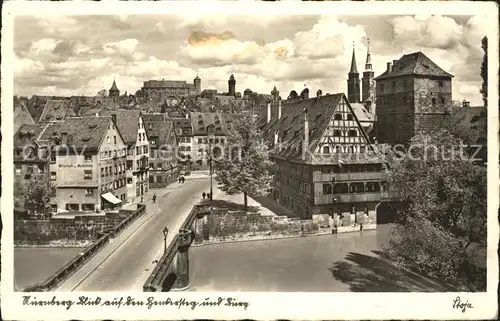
151, 140, 157, 145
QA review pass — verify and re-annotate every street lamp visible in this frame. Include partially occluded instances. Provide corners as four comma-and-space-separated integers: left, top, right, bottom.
162, 226, 169, 254
208, 128, 215, 200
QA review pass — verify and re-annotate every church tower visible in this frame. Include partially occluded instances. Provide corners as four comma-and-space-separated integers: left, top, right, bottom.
109, 79, 120, 98
194, 73, 201, 94
362, 39, 375, 103
347, 44, 361, 103
228, 74, 236, 96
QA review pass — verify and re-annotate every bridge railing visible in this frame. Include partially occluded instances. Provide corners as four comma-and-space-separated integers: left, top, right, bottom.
143, 204, 211, 292
22, 204, 147, 292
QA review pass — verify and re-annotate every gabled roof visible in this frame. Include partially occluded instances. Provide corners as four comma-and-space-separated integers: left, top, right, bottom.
100, 109, 141, 145
14, 100, 35, 132
259, 94, 383, 164
350, 103, 375, 123
38, 116, 114, 150
144, 120, 175, 147
375, 52, 453, 80
168, 117, 193, 135
39, 100, 75, 122
14, 124, 47, 149
190, 112, 228, 136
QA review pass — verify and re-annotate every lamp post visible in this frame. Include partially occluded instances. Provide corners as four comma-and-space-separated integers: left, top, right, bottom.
162, 226, 168, 254
208, 127, 214, 200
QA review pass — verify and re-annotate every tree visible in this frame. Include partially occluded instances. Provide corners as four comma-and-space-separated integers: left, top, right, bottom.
480, 36, 487, 108
213, 113, 274, 208
23, 177, 55, 219
384, 130, 487, 291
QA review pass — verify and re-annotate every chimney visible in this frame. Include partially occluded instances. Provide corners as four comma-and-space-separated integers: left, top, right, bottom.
278, 99, 282, 119
111, 113, 117, 124
317, 89, 322, 97
387, 62, 392, 73
267, 102, 271, 123
365, 100, 372, 113
61, 132, 68, 145
392, 59, 397, 66
302, 108, 309, 161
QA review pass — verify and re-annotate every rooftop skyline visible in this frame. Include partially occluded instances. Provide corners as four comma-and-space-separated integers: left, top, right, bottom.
14, 14, 487, 105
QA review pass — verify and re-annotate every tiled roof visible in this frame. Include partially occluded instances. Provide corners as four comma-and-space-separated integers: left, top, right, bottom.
27, 96, 69, 122
100, 109, 141, 145
39, 100, 75, 122
144, 120, 175, 147
14, 100, 35, 132
259, 94, 383, 164
350, 103, 375, 123
375, 52, 453, 80
38, 116, 113, 150
168, 117, 193, 135
142, 113, 166, 122
190, 112, 228, 136
14, 123, 47, 148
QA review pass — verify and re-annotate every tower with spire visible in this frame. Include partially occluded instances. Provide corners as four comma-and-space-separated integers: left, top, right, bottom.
228, 74, 236, 97
362, 38, 375, 104
109, 79, 120, 98
194, 72, 201, 94
347, 43, 361, 103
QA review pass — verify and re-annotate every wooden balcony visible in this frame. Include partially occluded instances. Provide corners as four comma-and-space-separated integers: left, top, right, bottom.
314, 192, 385, 204
313, 171, 384, 182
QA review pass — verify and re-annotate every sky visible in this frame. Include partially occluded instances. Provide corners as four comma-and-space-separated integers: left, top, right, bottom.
14, 14, 488, 105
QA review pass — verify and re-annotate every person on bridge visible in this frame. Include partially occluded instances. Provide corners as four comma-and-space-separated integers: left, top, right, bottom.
202, 192, 206, 199
152, 193, 157, 203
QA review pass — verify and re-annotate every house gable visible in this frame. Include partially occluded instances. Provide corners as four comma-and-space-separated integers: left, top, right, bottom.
313, 95, 373, 155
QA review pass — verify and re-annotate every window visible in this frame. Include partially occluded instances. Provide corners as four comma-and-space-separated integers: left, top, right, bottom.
348, 130, 357, 137
347, 114, 353, 121
84, 170, 92, 180
15, 165, 22, 174
220, 138, 225, 144
351, 205, 356, 214
50, 153, 56, 163
105, 167, 109, 176
334, 114, 342, 120
441, 96, 445, 104
107, 136, 110, 144
144, 146, 148, 154
364, 206, 369, 214
198, 138, 203, 144
101, 168, 104, 177
438, 80, 443, 88
84, 154, 92, 162
114, 165, 117, 175
322, 146, 330, 154
66, 203, 79, 211
85, 188, 94, 196
348, 146, 355, 153
335, 145, 342, 153
391, 81, 396, 89
432, 98, 436, 105
127, 160, 133, 170
127, 178, 133, 184
114, 136, 117, 144
82, 204, 95, 211
333, 130, 342, 137
151, 140, 156, 146
113, 150, 117, 158
380, 84, 384, 92
50, 171, 57, 180
360, 146, 366, 153
50, 204, 57, 213
136, 146, 139, 155
322, 184, 332, 194
149, 176, 155, 183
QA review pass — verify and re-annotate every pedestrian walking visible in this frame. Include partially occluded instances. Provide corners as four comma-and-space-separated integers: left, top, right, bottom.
202, 192, 206, 199
152, 193, 157, 203
178, 177, 181, 183
207, 192, 211, 200
181, 176, 185, 183
301, 224, 304, 236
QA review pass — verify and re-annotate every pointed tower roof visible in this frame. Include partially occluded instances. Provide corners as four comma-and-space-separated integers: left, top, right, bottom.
109, 79, 119, 91
365, 38, 373, 71
349, 43, 358, 74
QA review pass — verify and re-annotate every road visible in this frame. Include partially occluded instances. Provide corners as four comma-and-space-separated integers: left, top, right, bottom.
56, 175, 217, 291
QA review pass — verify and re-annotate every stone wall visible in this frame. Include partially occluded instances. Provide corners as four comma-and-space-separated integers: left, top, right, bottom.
14, 210, 133, 245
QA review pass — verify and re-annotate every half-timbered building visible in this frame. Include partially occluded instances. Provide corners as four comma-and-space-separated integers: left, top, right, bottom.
260, 93, 388, 229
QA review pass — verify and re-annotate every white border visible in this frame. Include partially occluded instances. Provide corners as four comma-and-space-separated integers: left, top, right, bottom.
1, 1, 499, 320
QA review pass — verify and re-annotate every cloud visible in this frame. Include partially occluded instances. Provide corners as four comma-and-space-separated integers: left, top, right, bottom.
389, 15, 463, 50
13, 15, 485, 105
